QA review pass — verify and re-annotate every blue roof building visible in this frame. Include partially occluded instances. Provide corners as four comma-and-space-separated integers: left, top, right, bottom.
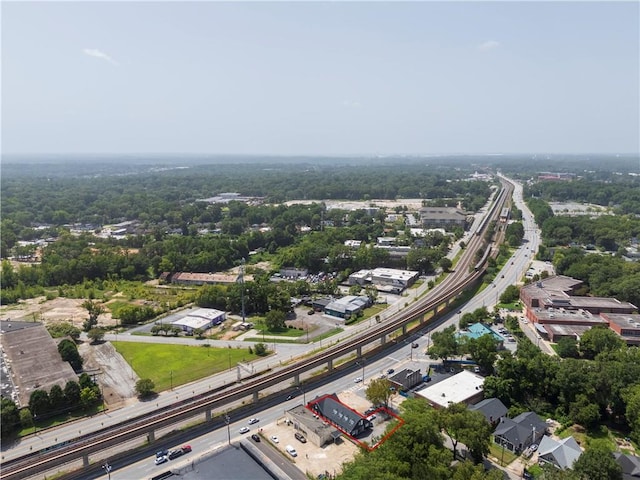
458, 323, 504, 348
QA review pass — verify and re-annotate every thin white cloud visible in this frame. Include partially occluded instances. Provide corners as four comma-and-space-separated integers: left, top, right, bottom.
82, 48, 119, 66
342, 100, 362, 108
477, 40, 500, 52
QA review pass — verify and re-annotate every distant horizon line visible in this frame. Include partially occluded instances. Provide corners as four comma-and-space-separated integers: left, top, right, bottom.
3, 152, 639, 158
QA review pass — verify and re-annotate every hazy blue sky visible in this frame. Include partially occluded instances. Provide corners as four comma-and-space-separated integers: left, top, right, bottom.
3, 1, 638, 155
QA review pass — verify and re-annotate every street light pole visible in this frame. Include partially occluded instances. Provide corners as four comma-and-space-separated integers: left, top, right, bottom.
225, 413, 231, 445
102, 461, 112, 479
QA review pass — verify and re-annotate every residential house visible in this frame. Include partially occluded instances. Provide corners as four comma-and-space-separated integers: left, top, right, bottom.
493, 412, 546, 453
614, 452, 640, 480
469, 398, 508, 427
537, 436, 582, 470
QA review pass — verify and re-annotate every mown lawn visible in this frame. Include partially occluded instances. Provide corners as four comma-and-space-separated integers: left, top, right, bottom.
113, 342, 259, 391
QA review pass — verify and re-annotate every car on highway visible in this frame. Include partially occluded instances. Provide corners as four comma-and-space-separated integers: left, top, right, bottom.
239, 426, 250, 434
154, 455, 168, 466
181, 445, 192, 453
387, 368, 395, 375
155, 449, 168, 458
411, 343, 419, 348
271, 435, 279, 443
251, 434, 261, 442
168, 449, 184, 460
248, 418, 259, 425
354, 377, 363, 383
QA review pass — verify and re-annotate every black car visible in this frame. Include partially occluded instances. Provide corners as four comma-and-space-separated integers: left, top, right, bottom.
156, 449, 168, 458
251, 434, 261, 442
168, 449, 184, 460
411, 343, 419, 349
294, 432, 307, 443
387, 368, 395, 375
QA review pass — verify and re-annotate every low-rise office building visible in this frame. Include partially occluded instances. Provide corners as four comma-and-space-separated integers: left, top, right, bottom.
415, 370, 484, 409
419, 207, 470, 230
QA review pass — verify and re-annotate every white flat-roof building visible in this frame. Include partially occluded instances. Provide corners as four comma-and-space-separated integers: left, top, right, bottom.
172, 308, 226, 333
415, 370, 484, 409
348, 268, 419, 291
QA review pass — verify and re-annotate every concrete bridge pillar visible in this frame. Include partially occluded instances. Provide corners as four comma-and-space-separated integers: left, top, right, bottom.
206, 409, 212, 422
253, 391, 259, 403
294, 374, 300, 386
82, 454, 89, 468
327, 359, 333, 371
357, 346, 362, 357
147, 430, 155, 443
380, 335, 386, 345
402, 325, 407, 335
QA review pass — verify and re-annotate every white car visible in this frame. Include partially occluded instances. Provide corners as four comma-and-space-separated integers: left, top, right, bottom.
271, 435, 279, 443
154, 455, 168, 466
239, 426, 250, 434
248, 418, 259, 425
354, 377, 363, 383
286, 445, 298, 457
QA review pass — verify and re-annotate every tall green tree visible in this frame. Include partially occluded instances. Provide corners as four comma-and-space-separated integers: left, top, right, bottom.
438, 403, 492, 463
0, 398, 20, 437
427, 325, 459, 361
264, 309, 286, 331
579, 325, 624, 360
82, 300, 105, 332
365, 378, 393, 408
573, 446, 622, 480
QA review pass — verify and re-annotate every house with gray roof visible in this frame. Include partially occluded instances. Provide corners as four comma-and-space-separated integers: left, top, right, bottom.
469, 398, 507, 427
309, 394, 372, 438
614, 452, 640, 480
537, 436, 582, 470
493, 411, 546, 453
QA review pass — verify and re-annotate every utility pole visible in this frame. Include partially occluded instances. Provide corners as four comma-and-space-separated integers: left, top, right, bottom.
225, 413, 231, 445
240, 258, 246, 324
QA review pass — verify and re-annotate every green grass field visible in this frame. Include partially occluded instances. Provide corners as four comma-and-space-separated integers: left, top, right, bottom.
113, 342, 259, 391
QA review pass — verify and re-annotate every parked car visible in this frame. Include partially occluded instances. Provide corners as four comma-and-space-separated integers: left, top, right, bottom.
271, 435, 279, 443
155, 455, 168, 466
248, 418, 259, 425
294, 432, 307, 443
411, 343, 419, 348
251, 434, 261, 442
156, 449, 168, 458
286, 445, 298, 457
181, 445, 192, 453
387, 368, 395, 375
239, 426, 250, 434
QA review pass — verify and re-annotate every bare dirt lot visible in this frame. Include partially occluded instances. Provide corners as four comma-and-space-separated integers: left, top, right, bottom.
0, 296, 114, 328
78, 341, 139, 408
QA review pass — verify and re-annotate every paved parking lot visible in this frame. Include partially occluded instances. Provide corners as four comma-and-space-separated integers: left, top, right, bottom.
259, 415, 360, 479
